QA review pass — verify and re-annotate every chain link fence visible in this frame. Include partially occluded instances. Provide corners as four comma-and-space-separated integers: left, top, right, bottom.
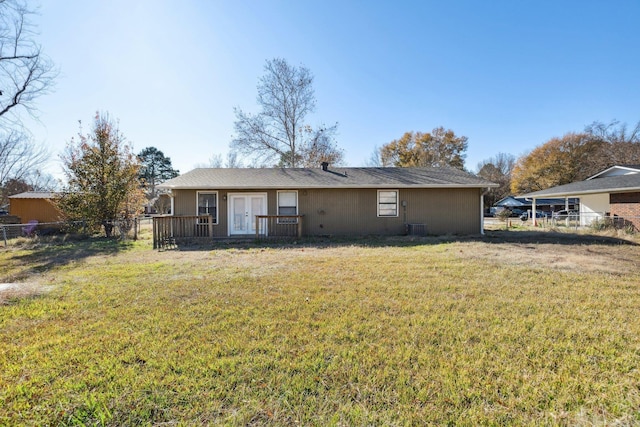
485, 211, 639, 234
1, 216, 155, 246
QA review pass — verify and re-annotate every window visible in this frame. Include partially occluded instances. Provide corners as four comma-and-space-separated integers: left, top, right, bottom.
197, 192, 218, 224
378, 190, 398, 217
278, 191, 298, 223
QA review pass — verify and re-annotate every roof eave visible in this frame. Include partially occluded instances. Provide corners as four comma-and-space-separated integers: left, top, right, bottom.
523, 186, 640, 198
588, 165, 640, 180
159, 184, 498, 190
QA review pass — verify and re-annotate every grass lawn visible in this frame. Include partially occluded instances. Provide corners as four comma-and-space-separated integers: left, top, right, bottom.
1, 229, 639, 425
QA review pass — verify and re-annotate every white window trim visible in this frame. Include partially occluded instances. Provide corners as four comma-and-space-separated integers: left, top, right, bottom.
377, 189, 399, 217
196, 191, 218, 224
277, 190, 298, 224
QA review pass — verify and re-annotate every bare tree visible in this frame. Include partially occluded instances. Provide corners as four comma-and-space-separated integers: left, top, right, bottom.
0, 129, 46, 183
200, 152, 245, 168
26, 169, 58, 191
225, 151, 243, 168
476, 153, 516, 207
0, 129, 48, 206
0, 0, 56, 123
364, 146, 383, 167
585, 120, 640, 168
206, 154, 223, 168
231, 58, 341, 168
0, 0, 56, 206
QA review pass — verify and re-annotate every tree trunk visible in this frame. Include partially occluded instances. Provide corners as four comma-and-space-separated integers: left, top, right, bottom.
103, 221, 113, 238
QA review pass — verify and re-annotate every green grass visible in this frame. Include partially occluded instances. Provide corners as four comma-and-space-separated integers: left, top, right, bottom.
1, 232, 639, 425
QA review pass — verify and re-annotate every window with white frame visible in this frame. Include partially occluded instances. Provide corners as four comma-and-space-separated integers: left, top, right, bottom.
197, 192, 218, 224
277, 191, 298, 223
378, 190, 398, 217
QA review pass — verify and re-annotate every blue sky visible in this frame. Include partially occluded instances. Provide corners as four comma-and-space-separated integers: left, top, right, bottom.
27, 0, 640, 177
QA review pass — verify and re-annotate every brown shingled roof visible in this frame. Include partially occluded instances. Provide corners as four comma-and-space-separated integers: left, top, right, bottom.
521, 173, 640, 198
158, 167, 497, 190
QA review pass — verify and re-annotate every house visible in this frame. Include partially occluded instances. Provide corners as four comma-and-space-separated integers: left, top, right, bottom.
156, 165, 497, 242
8, 192, 64, 224
144, 193, 172, 215
493, 196, 579, 215
519, 165, 640, 230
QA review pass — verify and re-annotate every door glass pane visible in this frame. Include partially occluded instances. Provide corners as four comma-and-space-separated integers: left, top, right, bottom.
233, 197, 245, 231
250, 197, 264, 232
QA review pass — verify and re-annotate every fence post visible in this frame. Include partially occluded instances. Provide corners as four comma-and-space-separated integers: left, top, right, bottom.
2, 225, 6, 247
297, 216, 302, 238
256, 216, 260, 239
152, 217, 158, 249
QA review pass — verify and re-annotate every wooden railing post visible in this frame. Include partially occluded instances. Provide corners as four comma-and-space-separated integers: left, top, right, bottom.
297, 216, 302, 238
256, 215, 260, 238
152, 218, 158, 249
208, 215, 213, 238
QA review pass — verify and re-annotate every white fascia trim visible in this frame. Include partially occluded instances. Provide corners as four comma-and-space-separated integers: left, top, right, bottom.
588, 165, 640, 180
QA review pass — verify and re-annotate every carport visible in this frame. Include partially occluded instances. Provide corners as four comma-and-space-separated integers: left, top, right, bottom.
520, 170, 640, 229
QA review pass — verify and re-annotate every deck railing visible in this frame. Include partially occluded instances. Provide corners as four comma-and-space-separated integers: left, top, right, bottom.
255, 215, 304, 239
152, 214, 304, 248
153, 215, 213, 249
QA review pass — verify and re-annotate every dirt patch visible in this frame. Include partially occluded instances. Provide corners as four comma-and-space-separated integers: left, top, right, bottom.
0, 282, 52, 305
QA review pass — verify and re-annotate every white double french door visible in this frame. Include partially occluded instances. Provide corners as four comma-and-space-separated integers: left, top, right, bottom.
228, 193, 267, 235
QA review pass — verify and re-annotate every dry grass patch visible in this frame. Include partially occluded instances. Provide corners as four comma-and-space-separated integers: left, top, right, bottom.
454, 230, 640, 274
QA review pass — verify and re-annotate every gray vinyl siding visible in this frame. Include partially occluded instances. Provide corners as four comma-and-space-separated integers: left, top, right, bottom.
402, 188, 481, 235
173, 189, 197, 217
173, 187, 481, 236
300, 188, 394, 235
300, 188, 480, 236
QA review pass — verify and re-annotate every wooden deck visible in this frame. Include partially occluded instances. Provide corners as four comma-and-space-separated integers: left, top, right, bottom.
152, 215, 304, 249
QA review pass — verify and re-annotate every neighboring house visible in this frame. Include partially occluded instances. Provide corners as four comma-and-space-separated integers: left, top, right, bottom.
494, 196, 579, 214
157, 164, 497, 239
144, 193, 172, 215
520, 165, 640, 230
8, 192, 64, 224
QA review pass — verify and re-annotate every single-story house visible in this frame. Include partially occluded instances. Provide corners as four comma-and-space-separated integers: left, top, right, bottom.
519, 165, 640, 230
493, 196, 579, 214
156, 164, 497, 240
144, 193, 172, 215
8, 192, 64, 224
